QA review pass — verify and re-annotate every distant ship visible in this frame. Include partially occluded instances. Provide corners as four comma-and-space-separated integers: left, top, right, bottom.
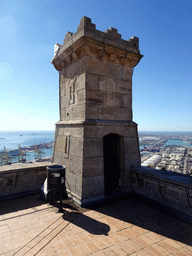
0, 138, 5, 140
20, 135, 23, 136
31, 133, 37, 135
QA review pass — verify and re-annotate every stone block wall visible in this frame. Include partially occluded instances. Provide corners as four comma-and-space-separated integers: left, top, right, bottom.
53, 124, 84, 204
53, 121, 140, 205
131, 166, 192, 224
52, 16, 142, 206
59, 63, 132, 122
0, 162, 51, 201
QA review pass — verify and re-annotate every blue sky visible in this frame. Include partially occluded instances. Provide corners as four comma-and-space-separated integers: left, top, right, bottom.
0, 0, 192, 131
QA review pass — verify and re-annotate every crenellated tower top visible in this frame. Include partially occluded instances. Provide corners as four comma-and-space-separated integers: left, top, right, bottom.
51, 16, 143, 72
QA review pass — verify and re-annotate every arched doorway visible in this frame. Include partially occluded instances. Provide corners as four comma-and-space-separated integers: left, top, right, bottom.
103, 133, 123, 195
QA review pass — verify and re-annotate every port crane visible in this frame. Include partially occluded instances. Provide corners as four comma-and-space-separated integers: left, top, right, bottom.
18, 144, 29, 163
34, 143, 44, 159
0, 152, 4, 166
2, 146, 12, 165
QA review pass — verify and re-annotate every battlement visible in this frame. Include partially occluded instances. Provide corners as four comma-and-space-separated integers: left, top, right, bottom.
51, 16, 143, 71
62, 16, 138, 48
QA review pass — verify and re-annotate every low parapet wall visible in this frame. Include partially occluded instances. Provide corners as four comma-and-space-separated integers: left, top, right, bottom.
1, 162, 192, 225
0, 162, 53, 201
131, 166, 192, 225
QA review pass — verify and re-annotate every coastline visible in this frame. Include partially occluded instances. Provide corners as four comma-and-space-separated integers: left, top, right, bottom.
0, 142, 54, 165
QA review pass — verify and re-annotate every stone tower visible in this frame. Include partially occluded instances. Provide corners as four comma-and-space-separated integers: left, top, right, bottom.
51, 17, 143, 206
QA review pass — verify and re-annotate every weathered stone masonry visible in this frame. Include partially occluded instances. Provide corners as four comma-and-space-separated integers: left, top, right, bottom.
130, 166, 192, 224
51, 17, 143, 206
0, 162, 51, 201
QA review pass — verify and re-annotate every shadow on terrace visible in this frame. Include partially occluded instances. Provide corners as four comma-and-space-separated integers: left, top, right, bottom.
0, 193, 192, 256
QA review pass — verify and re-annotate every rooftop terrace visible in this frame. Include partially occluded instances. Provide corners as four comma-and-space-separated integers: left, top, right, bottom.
0, 194, 192, 256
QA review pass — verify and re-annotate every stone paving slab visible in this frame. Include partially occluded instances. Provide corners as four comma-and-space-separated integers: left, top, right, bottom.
0, 195, 192, 256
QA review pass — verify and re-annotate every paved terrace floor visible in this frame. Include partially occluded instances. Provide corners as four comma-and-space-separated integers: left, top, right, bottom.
0, 195, 192, 256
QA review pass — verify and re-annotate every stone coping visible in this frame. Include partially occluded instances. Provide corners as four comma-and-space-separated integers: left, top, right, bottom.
56, 119, 138, 126
0, 161, 54, 174
132, 166, 192, 188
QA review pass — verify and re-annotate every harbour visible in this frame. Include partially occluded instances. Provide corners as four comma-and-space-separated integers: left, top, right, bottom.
0, 131, 54, 165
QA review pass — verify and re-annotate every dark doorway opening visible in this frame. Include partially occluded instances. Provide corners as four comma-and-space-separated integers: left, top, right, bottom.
103, 133, 122, 195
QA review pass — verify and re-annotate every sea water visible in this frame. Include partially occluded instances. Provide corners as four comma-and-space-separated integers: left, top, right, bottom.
164, 139, 192, 147
0, 131, 55, 162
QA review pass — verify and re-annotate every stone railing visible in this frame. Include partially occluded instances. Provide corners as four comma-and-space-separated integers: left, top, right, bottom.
130, 166, 192, 225
0, 162, 53, 201
1, 161, 192, 226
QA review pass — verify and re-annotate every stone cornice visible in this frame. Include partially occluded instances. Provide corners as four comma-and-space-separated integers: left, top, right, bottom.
0, 162, 53, 173
51, 16, 143, 71
56, 120, 138, 126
